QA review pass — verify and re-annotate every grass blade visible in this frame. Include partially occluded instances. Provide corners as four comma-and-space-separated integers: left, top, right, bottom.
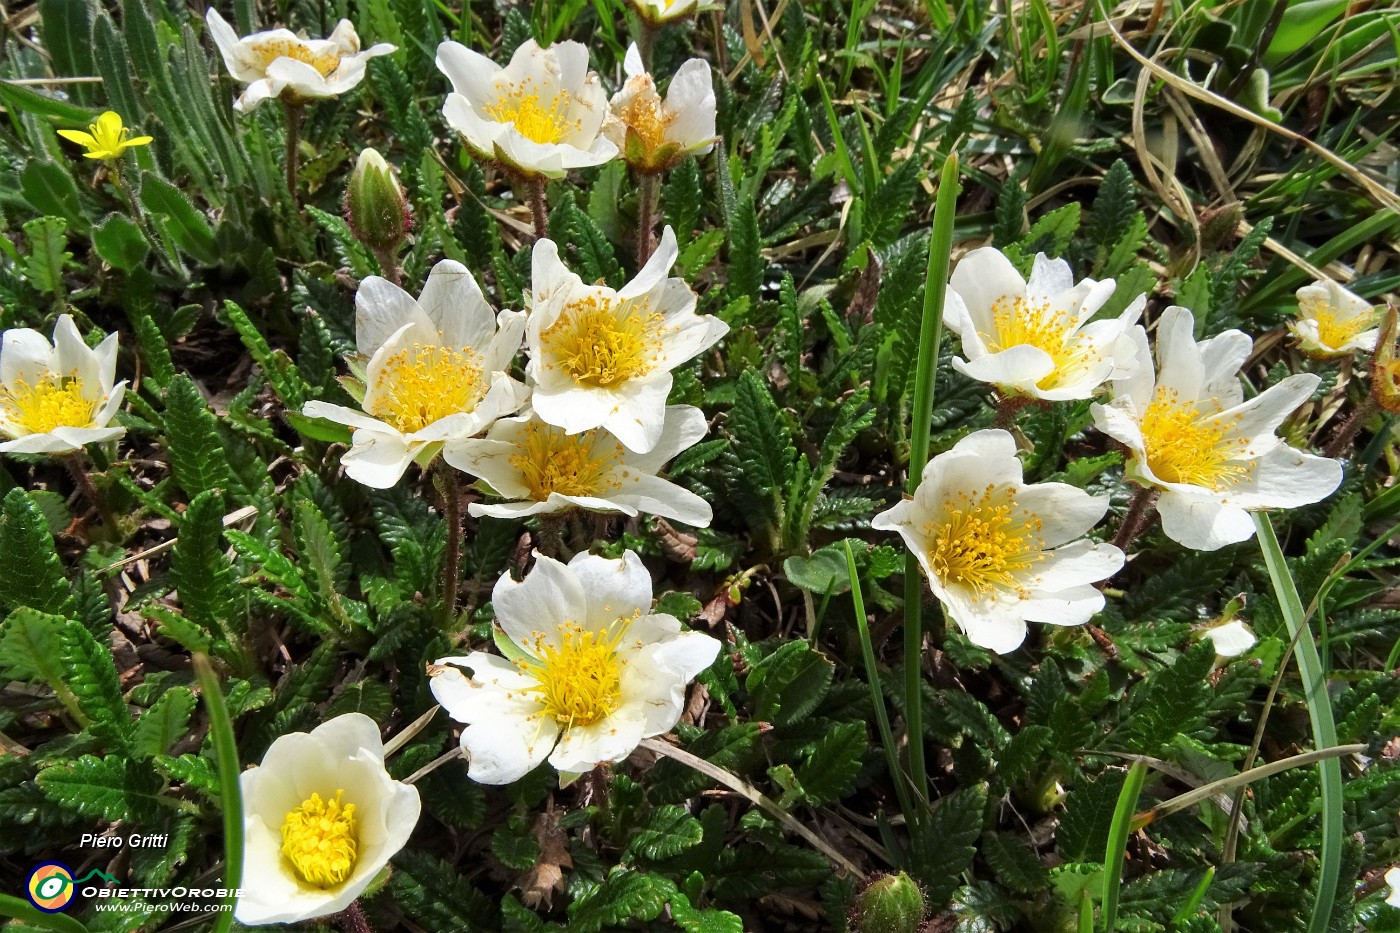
0, 893, 90, 933
194, 654, 243, 933
1102, 760, 1147, 933
1253, 514, 1343, 933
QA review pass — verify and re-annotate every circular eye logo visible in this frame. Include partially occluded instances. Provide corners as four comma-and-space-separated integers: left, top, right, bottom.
26, 862, 75, 912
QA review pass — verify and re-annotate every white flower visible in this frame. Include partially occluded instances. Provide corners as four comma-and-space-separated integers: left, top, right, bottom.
445, 405, 712, 525
632, 0, 702, 25
301, 260, 528, 488
430, 551, 721, 783
0, 315, 126, 455
235, 713, 420, 925
944, 247, 1145, 401
1091, 307, 1343, 552
1200, 618, 1256, 657
205, 9, 395, 113
527, 226, 727, 454
603, 44, 715, 173
871, 429, 1123, 654
436, 39, 616, 178
1287, 279, 1380, 358
1386, 866, 1400, 907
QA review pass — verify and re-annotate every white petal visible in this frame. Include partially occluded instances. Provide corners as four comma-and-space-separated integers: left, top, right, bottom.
954, 344, 1056, 395
663, 59, 716, 150
567, 550, 653, 628
602, 376, 673, 453
1, 328, 56, 386
431, 654, 557, 784
1203, 619, 1255, 657
1015, 484, 1109, 547
941, 590, 1029, 654
493, 553, 588, 653
51, 315, 100, 390
1222, 445, 1342, 510
1156, 487, 1257, 551
435, 41, 500, 98
1024, 253, 1076, 301
1019, 584, 1106, 627
628, 405, 709, 471
1152, 307, 1206, 400
948, 247, 1026, 327
340, 430, 415, 488
619, 473, 713, 526
548, 706, 646, 772
1028, 538, 1123, 589
621, 226, 680, 300
356, 276, 436, 354
418, 260, 495, 349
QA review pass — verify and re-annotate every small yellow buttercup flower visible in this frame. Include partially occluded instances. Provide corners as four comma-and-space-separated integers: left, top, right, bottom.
57, 111, 153, 161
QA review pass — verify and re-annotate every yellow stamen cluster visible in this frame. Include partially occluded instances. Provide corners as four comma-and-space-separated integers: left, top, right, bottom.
1304, 298, 1378, 351
281, 790, 358, 888
543, 295, 664, 388
617, 85, 674, 153
520, 621, 628, 727
249, 39, 341, 77
368, 344, 485, 433
0, 375, 97, 435
927, 485, 1043, 599
509, 422, 623, 500
1139, 387, 1249, 490
986, 296, 1094, 390
484, 81, 579, 145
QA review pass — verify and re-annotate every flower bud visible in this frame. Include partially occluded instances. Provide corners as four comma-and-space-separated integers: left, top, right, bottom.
1370, 304, 1400, 415
345, 149, 409, 256
852, 872, 926, 933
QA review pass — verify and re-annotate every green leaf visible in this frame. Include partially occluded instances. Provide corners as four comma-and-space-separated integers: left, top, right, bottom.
0, 609, 85, 722
909, 784, 985, 905
139, 172, 218, 264
669, 893, 744, 933
796, 720, 865, 806
131, 687, 197, 759
60, 619, 131, 748
36, 755, 167, 822
550, 188, 624, 288
125, 280, 176, 388
625, 804, 705, 862
0, 891, 93, 933
568, 869, 677, 933
162, 375, 231, 499
0, 488, 74, 616
723, 371, 796, 548
389, 850, 495, 930
170, 490, 239, 638
22, 216, 71, 296
307, 205, 377, 277
727, 197, 763, 301
92, 213, 150, 272
222, 299, 309, 407
20, 161, 87, 227
490, 819, 542, 870
747, 640, 834, 728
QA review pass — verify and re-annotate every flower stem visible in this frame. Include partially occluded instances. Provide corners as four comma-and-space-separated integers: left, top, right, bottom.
529, 174, 549, 241
902, 154, 961, 811
337, 901, 374, 933
284, 100, 304, 202
636, 173, 660, 268
638, 20, 657, 71
1321, 392, 1378, 460
372, 246, 402, 287
63, 452, 118, 535
432, 463, 463, 625
1110, 485, 1159, 555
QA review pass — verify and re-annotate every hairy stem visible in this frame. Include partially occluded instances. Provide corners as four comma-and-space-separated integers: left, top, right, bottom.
1110, 486, 1159, 555
63, 452, 118, 534
636, 172, 660, 267
1321, 392, 1378, 460
284, 100, 303, 202
529, 174, 549, 241
337, 900, 373, 933
433, 464, 463, 624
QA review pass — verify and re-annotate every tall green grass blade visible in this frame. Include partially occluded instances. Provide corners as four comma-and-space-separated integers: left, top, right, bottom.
0, 893, 90, 933
194, 654, 243, 933
903, 153, 961, 810
1252, 514, 1342, 933
1102, 760, 1147, 932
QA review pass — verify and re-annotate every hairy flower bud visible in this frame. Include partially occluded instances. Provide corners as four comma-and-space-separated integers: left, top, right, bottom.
345, 149, 409, 256
852, 872, 926, 933
1370, 305, 1400, 415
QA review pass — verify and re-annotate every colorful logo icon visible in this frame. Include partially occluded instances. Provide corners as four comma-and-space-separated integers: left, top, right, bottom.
26, 862, 75, 912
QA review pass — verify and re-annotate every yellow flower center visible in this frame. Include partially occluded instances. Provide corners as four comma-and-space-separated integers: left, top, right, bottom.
926, 485, 1043, 599
984, 295, 1094, 391
484, 82, 579, 145
618, 86, 674, 154
520, 621, 629, 727
1139, 387, 1249, 489
248, 39, 341, 77
543, 295, 665, 388
0, 375, 97, 435
509, 421, 624, 500
281, 790, 358, 888
367, 344, 486, 434
1305, 299, 1378, 352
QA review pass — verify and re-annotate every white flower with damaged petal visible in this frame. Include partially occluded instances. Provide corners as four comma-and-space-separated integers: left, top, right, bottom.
0, 315, 126, 455
430, 551, 721, 783
604, 44, 715, 173
1200, 618, 1256, 657
871, 429, 1123, 654
527, 226, 727, 453
1287, 278, 1380, 359
632, 0, 704, 25
235, 713, 420, 925
437, 39, 615, 178
205, 9, 395, 112
1091, 306, 1343, 552
301, 260, 528, 488
445, 405, 712, 525
944, 247, 1145, 401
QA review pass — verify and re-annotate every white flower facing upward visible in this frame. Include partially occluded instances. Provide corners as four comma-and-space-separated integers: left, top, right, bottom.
632, 0, 702, 24
1091, 307, 1343, 552
235, 713, 420, 925
528, 226, 727, 454
872, 429, 1124, 654
431, 551, 721, 783
604, 44, 715, 173
1287, 278, 1381, 359
944, 247, 1145, 401
437, 39, 616, 178
445, 405, 712, 525
302, 260, 528, 488
1200, 618, 1256, 657
0, 315, 126, 455
206, 9, 395, 113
